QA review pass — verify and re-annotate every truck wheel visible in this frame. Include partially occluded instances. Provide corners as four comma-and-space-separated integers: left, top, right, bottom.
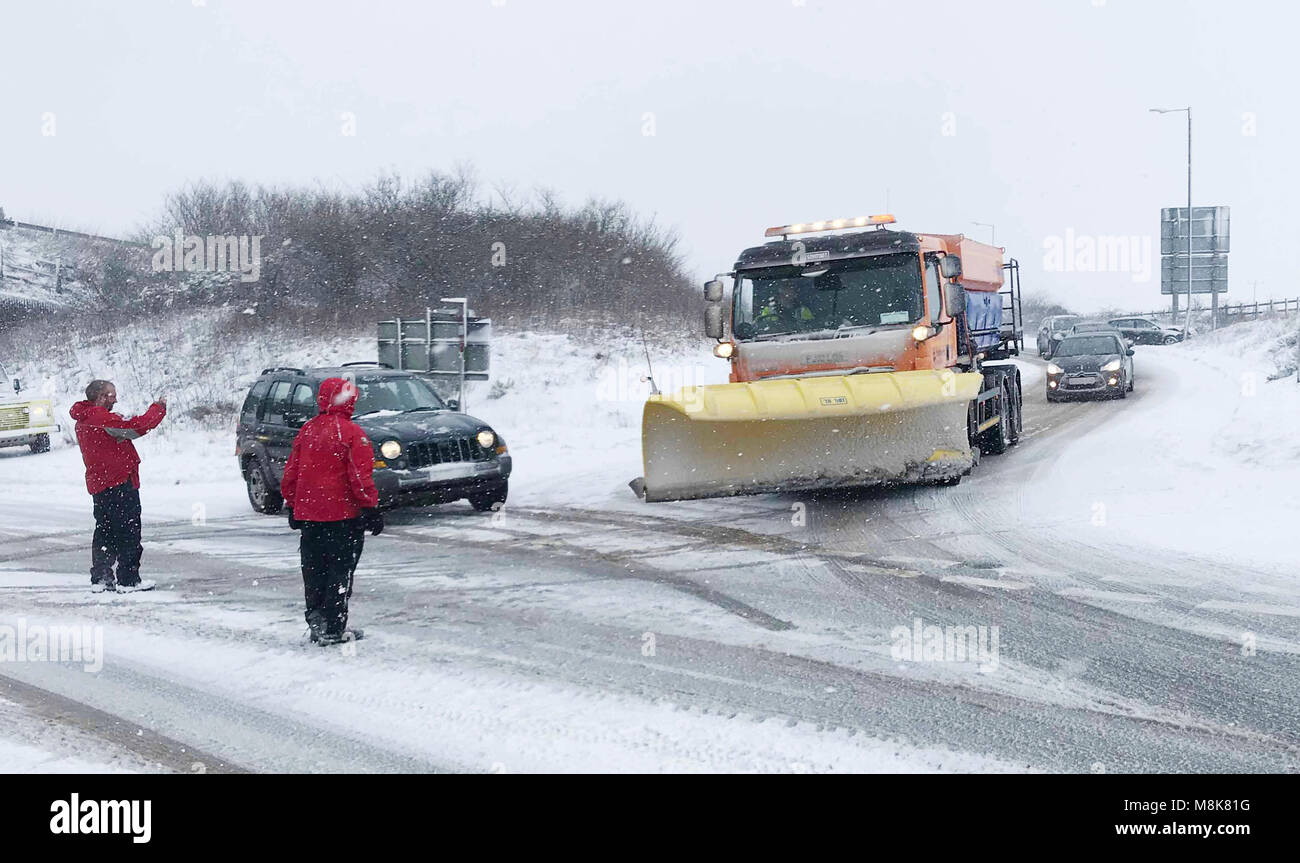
981, 380, 1010, 455
29, 434, 50, 454
245, 459, 283, 514
1007, 377, 1023, 445
469, 480, 508, 512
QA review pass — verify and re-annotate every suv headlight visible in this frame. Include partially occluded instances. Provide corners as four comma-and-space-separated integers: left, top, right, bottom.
476, 430, 496, 449
1101, 359, 1122, 372
379, 440, 402, 459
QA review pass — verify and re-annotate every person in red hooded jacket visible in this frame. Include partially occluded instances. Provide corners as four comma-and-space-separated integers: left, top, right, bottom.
281, 376, 382, 645
68, 380, 167, 593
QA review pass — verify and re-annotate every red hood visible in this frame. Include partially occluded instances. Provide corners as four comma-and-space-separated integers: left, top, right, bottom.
68, 400, 95, 420
317, 377, 358, 417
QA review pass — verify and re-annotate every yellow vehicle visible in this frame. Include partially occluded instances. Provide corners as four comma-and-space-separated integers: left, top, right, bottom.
0, 366, 58, 454
634, 215, 1024, 502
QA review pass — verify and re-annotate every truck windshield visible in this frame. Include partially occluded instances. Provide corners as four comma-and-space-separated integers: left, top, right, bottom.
732, 252, 923, 339
352, 376, 446, 417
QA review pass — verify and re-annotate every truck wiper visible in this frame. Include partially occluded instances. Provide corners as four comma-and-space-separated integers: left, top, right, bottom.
397, 405, 444, 414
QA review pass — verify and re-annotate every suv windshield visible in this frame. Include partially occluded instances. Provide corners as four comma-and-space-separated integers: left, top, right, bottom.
1054, 336, 1121, 357
352, 375, 446, 417
732, 252, 923, 339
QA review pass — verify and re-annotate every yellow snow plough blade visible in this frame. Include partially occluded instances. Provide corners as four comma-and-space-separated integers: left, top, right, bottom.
639, 370, 983, 502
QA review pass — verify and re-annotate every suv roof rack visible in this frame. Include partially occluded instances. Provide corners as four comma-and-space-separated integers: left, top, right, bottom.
340, 361, 393, 368
260, 366, 304, 375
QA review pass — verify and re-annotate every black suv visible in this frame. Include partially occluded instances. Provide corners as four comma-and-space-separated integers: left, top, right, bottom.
236, 363, 511, 514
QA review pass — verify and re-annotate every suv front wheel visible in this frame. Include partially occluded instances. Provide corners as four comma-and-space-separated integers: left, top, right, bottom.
245, 458, 284, 514
468, 480, 508, 513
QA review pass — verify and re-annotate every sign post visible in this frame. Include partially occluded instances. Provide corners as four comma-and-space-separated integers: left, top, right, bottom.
1159, 205, 1229, 330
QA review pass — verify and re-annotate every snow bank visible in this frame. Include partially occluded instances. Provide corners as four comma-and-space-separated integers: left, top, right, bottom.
1023, 314, 1300, 575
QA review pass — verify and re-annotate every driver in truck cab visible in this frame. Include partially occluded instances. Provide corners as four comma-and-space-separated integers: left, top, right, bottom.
756, 282, 815, 333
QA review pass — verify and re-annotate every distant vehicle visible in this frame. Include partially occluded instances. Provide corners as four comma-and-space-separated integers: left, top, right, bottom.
1046, 332, 1134, 401
1036, 315, 1079, 357
1069, 320, 1121, 334
0, 368, 58, 454
236, 363, 511, 514
1107, 317, 1184, 345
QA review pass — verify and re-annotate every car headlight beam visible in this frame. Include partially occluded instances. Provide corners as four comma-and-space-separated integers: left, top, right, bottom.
476, 430, 496, 449
1047, 363, 1063, 375
1101, 359, 1122, 372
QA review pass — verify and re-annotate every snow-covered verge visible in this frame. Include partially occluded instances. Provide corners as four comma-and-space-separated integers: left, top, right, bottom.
1019, 314, 1300, 575
0, 694, 160, 773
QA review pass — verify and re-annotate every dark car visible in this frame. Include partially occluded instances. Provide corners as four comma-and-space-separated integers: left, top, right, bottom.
1107, 317, 1184, 345
236, 363, 511, 514
1046, 332, 1134, 401
1036, 315, 1080, 357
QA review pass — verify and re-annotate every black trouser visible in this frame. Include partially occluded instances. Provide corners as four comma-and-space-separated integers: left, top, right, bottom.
91, 482, 143, 587
299, 519, 365, 638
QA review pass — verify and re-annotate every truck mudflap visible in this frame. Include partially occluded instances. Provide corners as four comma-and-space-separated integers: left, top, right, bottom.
637, 369, 984, 503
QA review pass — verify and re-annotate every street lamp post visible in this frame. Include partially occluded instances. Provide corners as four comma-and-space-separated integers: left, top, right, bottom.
1150, 107, 1194, 336
972, 221, 996, 246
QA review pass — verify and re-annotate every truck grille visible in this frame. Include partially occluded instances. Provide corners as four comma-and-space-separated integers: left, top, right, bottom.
0, 406, 29, 431
407, 436, 488, 470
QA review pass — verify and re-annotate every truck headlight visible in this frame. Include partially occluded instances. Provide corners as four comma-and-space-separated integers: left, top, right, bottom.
380, 440, 402, 459
1101, 359, 1122, 372
476, 430, 496, 449
713, 342, 734, 359
1047, 363, 1063, 375
911, 325, 930, 342
30, 404, 50, 422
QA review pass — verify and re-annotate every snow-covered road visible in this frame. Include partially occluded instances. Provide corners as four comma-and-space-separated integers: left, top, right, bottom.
2, 341, 1298, 773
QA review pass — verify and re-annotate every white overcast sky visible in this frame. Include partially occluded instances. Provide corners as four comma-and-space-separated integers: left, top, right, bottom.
1, 0, 1293, 313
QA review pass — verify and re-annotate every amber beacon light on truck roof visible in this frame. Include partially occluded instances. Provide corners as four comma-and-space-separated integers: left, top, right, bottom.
764, 214, 896, 238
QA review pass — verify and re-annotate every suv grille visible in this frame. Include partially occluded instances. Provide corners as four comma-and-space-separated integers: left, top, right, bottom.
407, 436, 488, 469
0, 406, 29, 431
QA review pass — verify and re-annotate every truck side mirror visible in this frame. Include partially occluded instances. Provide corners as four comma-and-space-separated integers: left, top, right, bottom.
944, 282, 965, 319
11, 378, 21, 394
703, 279, 725, 302
940, 256, 962, 279
704, 305, 725, 340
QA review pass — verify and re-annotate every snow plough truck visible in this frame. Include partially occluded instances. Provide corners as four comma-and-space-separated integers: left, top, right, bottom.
633, 215, 1023, 502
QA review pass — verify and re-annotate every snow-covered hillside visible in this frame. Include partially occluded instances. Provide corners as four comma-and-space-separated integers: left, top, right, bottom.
0, 225, 102, 310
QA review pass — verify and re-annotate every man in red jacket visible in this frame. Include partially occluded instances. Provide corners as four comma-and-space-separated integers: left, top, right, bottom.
68, 380, 167, 593
281, 377, 382, 645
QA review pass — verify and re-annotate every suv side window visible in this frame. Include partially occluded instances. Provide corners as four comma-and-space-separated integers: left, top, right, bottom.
263, 380, 293, 426
241, 380, 269, 423
289, 383, 316, 427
